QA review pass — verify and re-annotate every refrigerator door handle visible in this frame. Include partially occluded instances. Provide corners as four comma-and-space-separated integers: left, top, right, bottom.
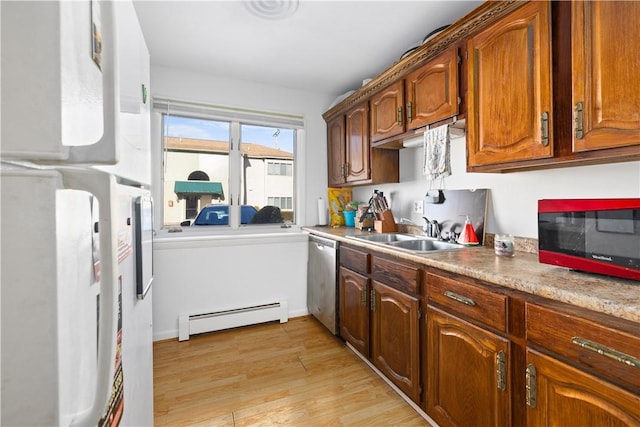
67, 1, 119, 166
60, 168, 118, 426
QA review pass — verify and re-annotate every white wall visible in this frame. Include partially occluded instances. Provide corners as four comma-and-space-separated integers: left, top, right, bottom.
352, 132, 640, 238
150, 66, 334, 340
152, 234, 308, 340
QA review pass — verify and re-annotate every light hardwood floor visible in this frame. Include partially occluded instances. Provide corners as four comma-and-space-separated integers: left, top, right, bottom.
153, 316, 429, 426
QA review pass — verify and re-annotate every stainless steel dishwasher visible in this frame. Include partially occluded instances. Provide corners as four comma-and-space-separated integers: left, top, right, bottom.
307, 235, 338, 334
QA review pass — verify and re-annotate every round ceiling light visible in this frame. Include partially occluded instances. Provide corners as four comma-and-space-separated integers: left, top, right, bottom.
244, 0, 299, 20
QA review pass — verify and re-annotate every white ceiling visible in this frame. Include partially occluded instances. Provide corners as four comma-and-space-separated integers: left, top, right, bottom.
133, 0, 482, 97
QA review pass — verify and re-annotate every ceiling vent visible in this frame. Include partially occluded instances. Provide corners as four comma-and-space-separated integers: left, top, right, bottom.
244, 0, 299, 20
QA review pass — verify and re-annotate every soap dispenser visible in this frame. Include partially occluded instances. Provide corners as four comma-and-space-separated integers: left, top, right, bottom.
457, 215, 479, 245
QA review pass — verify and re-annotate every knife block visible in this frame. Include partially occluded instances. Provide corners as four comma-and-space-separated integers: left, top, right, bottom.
374, 210, 397, 233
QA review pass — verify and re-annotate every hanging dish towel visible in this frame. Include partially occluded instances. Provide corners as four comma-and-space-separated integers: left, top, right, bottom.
423, 124, 451, 184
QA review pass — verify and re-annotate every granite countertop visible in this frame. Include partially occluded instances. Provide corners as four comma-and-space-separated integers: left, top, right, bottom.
303, 226, 640, 324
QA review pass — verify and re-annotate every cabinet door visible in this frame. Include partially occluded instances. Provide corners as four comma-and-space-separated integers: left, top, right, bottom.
370, 80, 405, 143
339, 267, 369, 357
327, 115, 346, 186
405, 48, 459, 131
526, 349, 640, 426
572, 1, 640, 152
345, 103, 370, 183
370, 281, 420, 403
467, 1, 553, 168
427, 307, 511, 427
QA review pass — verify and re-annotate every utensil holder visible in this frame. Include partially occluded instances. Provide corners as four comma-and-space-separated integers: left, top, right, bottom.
374, 210, 397, 233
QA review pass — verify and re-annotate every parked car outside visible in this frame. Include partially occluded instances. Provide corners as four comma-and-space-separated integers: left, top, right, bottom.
182, 205, 258, 226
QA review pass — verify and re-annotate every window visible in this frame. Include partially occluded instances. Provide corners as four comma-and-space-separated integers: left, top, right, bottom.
155, 99, 303, 229
268, 197, 293, 210
267, 162, 293, 176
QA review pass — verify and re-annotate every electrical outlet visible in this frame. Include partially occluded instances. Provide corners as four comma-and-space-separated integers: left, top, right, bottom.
413, 200, 424, 214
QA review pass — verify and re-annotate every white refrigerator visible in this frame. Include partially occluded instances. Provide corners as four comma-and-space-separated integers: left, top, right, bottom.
1, 1, 154, 426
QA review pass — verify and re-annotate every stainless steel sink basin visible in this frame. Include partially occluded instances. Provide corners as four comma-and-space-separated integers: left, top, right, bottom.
348, 233, 418, 243
389, 239, 463, 252
346, 233, 465, 253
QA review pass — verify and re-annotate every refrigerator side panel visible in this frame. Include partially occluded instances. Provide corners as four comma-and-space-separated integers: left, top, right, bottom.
118, 186, 154, 426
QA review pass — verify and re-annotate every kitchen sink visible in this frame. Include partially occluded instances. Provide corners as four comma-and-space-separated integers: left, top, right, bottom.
388, 239, 463, 252
346, 233, 465, 253
348, 233, 418, 243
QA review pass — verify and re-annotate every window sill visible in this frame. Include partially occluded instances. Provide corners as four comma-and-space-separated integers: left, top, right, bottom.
153, 225, 307, 249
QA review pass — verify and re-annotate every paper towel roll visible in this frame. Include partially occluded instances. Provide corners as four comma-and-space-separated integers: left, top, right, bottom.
317, 198, 328, 226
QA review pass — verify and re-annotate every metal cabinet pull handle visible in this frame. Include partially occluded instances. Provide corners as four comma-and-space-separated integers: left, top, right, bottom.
525, 364, 537, 408
444, 290, 476, 306
496, 350, 506, 391
541, 112, 549, 147
572, 337, 640, 369
397, 107, 403, 127
574, 102, 584, 139
406, 102, 413, 123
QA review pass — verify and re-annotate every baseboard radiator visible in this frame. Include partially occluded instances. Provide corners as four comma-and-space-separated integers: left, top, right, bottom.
178, 301, 288, 341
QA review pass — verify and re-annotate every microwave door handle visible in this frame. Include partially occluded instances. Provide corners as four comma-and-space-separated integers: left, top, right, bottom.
68, 1, 119, 165
60, 168, 118, 426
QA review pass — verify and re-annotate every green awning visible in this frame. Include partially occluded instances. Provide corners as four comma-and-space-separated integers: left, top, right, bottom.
174, 181, 225, 200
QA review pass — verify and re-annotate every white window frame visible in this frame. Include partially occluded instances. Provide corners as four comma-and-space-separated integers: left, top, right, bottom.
153, 98, 305, 235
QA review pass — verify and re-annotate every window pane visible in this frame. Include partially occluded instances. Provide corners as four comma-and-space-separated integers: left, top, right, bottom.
162, 115, 231, 227
240, 125, 295, 224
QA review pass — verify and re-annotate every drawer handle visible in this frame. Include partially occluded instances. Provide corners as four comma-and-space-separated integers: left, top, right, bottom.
444, 290, 476, 306
571, 337, 640, 370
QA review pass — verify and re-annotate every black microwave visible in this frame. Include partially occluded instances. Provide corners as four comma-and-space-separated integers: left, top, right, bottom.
538, 199, 640, 281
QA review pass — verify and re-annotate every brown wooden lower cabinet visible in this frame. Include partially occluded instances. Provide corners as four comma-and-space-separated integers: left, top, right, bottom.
339, 266, 369, 357
333, 244, 640, 426
338, 248, 422, 405
426, 306, 511, 427
371, 280, 420, 403
525, 349, 640, 426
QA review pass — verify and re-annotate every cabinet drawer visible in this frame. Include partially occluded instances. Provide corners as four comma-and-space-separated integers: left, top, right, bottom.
340, 245, 370, 274
427, 272, 507, 333
526, 303, 640, 390
372, 256, 420, 295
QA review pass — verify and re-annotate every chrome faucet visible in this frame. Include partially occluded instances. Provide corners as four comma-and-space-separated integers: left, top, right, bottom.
422, 217, 441, 239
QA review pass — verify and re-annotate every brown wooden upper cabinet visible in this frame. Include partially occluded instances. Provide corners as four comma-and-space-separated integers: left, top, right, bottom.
345, 102, 370, 183
370, 80, 405, 143
327, 102, 372, 186
405, 47, 460, 131
327, 101, 399, 187
571, 1, 640, 153
370, 47, 460, 144
466, 1, 553, 169
327, 115, 346, 186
